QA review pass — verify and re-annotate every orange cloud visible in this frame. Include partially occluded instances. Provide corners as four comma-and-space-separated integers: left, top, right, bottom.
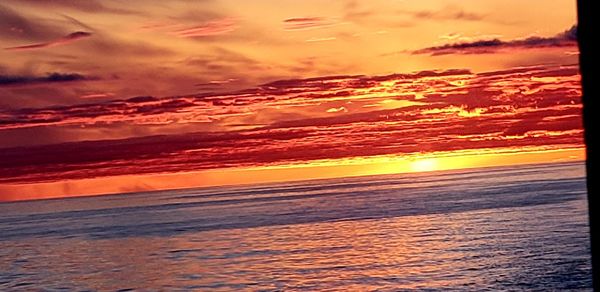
283, 17, 337, 30
4, 31, 92, 51
0, 65, 583, 187
171, 18, 237, 37
138, 17, 238, 39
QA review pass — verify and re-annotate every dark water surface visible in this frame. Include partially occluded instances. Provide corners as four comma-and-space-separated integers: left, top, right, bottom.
0, 162, 592, 291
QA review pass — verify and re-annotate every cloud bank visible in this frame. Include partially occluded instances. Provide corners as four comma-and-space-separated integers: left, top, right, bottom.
0, 64, 583, 184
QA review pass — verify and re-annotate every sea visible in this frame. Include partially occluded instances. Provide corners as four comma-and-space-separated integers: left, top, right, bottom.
0, 161, 592, 291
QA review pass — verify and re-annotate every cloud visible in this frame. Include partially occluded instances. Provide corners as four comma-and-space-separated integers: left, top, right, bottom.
179, 48, 264, 87
283, 17, 337, 30
142, 18, 238, 38
326, 106, 348, 113
0, 65, 580, 132
0, 72, 90, 87
171, 18, 237, 37
342, 0, 373, 24
412, 25, 577, 55
0, 64, 583, 186
341, 1, 413, 27
80, 92, 115, 99
184, 47, 260, 69
4, 31, 92, 51
306, 37, 337, 42
0, 4, 64, 40
61, 14, 95, 31
402, 7, 485, 21
6, 0, 134, 14
80, 35, 175, 58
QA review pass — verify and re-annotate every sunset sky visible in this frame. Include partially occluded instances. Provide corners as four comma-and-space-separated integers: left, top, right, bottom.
0, 0, 583, 201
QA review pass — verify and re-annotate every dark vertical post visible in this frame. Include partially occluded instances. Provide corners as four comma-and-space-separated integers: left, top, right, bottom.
577, 0, 599, 289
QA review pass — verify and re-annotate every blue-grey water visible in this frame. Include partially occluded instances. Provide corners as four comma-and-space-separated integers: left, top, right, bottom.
0, 162, 592, 291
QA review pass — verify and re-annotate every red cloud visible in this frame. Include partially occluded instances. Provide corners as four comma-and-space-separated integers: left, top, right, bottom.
0, 65, 581, 130
0, 64, 584, 185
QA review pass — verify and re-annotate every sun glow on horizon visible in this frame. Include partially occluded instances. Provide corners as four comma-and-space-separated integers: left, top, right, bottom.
0, 147, 585, 202
410, 158, 439, 172
0, 1, 583, 202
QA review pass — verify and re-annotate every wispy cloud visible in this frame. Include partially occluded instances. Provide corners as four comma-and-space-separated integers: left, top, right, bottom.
305, 37, 337, 42
412, 25, 577, 56
171, 18, 237, 37
4, 31, 92, 51
61, 14, 95, 31
80, 92, 114, 99
141, 18, 238, 38
0, 4, 65, 40
283, 17, 337, 31
402, 7, 485, 21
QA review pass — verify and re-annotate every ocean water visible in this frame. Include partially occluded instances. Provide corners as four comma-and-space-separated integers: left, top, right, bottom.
0, 162, 592, 291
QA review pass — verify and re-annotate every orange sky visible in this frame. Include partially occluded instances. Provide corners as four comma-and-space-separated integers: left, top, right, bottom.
0, 0, 583, 201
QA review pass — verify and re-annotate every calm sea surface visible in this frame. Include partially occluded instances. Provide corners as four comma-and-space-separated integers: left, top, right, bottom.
0, 162, 592, 291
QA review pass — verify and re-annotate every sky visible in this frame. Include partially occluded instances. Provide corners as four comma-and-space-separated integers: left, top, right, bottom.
0, 0, 582, 201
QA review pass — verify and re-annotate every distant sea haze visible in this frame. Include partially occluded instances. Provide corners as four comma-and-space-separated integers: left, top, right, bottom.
0, 162, 592, 290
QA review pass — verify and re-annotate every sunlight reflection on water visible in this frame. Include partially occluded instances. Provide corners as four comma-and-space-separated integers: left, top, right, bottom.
0, 162, 592, 291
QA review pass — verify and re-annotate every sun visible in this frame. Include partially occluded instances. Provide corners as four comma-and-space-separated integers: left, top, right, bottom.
410, 158, 438, 172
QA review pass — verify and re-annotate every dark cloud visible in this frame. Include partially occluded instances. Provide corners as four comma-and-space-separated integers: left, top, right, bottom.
412, 25, 578, 55
0, 72, 91, 87
559, 25, 578, 41
4, 31, 92, 51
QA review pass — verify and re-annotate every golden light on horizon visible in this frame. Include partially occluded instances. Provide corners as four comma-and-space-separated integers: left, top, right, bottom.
0, 0, 583, 202
410, 158, 439, 172
0, 147, 585, 202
